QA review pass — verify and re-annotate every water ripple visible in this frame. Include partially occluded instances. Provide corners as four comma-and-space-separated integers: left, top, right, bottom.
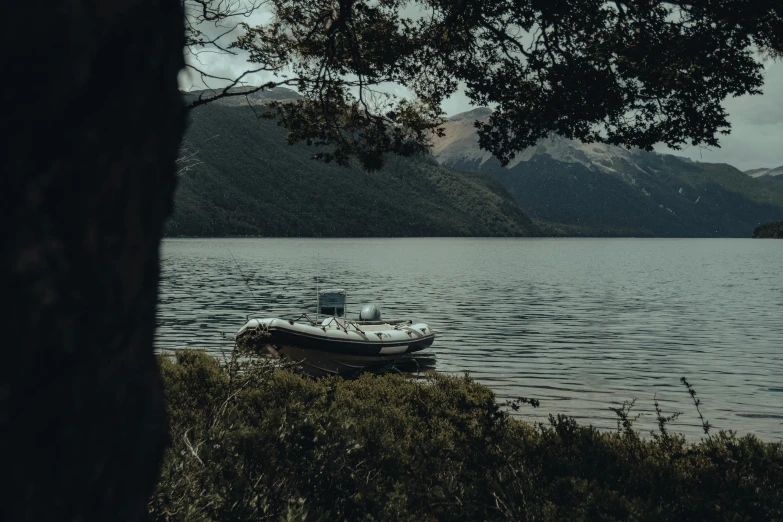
157, 238, 783, 441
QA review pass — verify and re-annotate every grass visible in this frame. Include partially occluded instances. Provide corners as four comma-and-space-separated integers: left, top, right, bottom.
150, 349, 783, 521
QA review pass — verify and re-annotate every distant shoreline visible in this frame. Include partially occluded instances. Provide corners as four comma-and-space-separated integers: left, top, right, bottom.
161, 234, 761, 239
752, 221, 783, 238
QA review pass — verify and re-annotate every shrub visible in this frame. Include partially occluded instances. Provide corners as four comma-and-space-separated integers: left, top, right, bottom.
150, 351, 782, 521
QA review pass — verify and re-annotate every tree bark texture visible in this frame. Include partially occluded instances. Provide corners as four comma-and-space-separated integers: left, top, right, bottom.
1, 1, 185, 520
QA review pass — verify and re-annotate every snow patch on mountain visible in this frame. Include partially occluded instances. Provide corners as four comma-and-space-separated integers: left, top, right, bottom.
745, 166, 783, 179
434, 107, 652, 185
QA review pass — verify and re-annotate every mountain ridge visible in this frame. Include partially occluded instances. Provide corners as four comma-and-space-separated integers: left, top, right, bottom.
433, 108, 783, 237
745, 166, 783, 183
182, 86, 303, 106
166, 97, 542, 237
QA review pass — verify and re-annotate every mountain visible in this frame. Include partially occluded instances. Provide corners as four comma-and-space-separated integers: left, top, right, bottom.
745, 166, 783, 184
432, 108, 783, 237
166, 91, 541, 237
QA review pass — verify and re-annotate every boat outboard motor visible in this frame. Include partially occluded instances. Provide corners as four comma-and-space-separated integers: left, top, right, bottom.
359, 303, 382, 321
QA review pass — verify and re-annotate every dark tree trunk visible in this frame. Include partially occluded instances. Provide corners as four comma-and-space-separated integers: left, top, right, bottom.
2, 1, 185, 521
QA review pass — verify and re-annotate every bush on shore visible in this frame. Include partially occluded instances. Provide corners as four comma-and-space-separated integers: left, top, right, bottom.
150, 350, 782, 521
752, 220, 783, 238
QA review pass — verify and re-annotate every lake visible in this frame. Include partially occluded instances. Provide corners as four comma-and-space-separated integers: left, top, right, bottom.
157, 238, 783, 441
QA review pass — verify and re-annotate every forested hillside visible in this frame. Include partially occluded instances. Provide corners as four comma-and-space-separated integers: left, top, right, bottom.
167, 92, 541, 237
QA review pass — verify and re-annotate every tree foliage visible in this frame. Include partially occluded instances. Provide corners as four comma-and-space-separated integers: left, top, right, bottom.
183, 0, 782, 170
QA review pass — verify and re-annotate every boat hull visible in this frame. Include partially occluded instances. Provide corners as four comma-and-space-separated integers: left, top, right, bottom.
271, 345, 434, 377
238, 318, 435, 356
264, 324, 433, 356
236, 317, 435, 376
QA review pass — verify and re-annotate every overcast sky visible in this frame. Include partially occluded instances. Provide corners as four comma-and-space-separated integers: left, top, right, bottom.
181, 10, 783, 172
654, 61, 783, 171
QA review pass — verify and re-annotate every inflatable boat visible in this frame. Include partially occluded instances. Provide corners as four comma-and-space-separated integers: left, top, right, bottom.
235, 289, 435, 376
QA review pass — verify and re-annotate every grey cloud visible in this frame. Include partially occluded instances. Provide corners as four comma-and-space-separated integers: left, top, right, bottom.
655, 61, 783, 170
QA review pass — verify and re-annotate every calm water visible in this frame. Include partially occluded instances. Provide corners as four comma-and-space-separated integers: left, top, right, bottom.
157, 238, 783, 441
